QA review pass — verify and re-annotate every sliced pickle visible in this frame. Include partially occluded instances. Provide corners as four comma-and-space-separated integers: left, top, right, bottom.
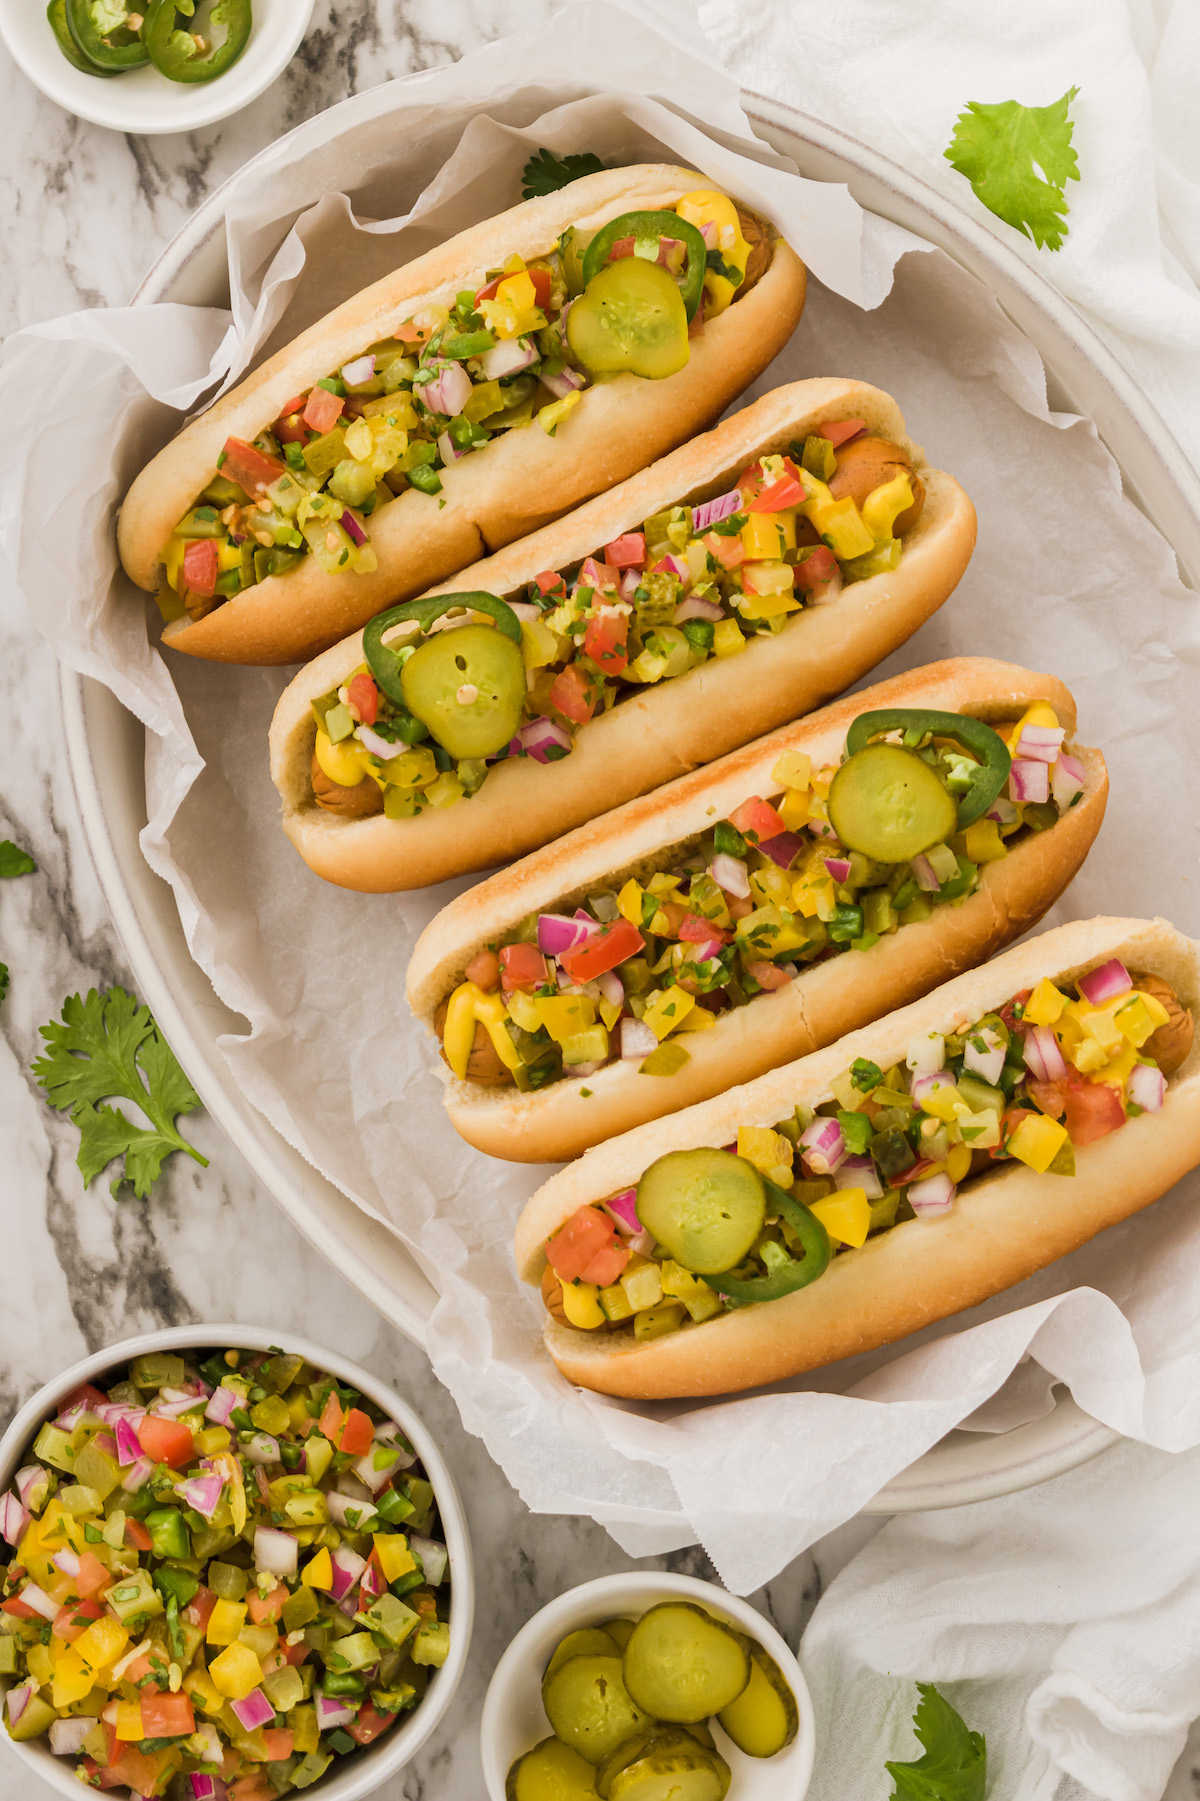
635, 1150, 766, 1275
827, 742, 957, 862
681, 1721, 717, 1750
598, 1729, 690, 1800
507, 1735, 600, 1800
716, 1647, 799, 1757
608, 1743, 731, 1801
622, 1603, 750, 1723
543, 1654, 653, 1765
598, 1616, 636, 1652
545, 1628, 624, 1688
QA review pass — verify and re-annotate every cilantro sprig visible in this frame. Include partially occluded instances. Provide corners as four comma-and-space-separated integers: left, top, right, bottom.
521, 147, 606, 200
33, 987, 207, 1199
886, 1683, 987, 1801
0, 837, 36, 1007
945, 88, 1080, 252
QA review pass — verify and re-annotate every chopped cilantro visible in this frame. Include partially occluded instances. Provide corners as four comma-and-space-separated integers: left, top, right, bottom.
520, 147, 606, 199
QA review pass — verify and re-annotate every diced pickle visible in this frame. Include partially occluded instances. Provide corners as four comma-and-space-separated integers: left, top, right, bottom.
507, 1734, 600, 1800
621, 1604, 749, 1723
544, 1627, 624, 1687
715, 1647, 799, 1756
542, 1655, 652, 1765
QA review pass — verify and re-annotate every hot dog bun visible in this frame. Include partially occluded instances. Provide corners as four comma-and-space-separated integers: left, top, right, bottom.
516, 917, 1200, 1399
408, 659, 1107, 1162
118, 165, 807, 665
270, 380, 977, 891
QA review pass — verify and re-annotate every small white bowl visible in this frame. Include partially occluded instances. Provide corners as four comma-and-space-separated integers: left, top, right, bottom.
0, 0, 315, 135
0, 1322, 474, 1801
480, 1571, 815, 1801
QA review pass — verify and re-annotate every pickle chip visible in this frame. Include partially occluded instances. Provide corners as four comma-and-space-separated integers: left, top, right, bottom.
608, 1742, 732, 1801
827, 742, 958, 863
545, 1627, 625, 1688
716, 1647, 799, 1757
400, 622, 526, 760
635, 1151, 766, 1275
598, 1730, 728, 1801
622, 1602, 750, 1723
507, 1734, 600, 1800
543, 1654, 653, 1765
597, 1616, 636, 1652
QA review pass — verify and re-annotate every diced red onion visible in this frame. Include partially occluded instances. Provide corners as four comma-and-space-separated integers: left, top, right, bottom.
800, 1116, 846, 1175
1016, 723, 1066, 763
911, 1069, 956, 1107
314, 1692, 358, 1730
692, 488, 741, 532
596, 969, 624, 1008
577, 555, 618, 593
1128, 1062, 1165, 1111
0, 1493, 29, 1546
674, 593, 723, 623
55, 1401, 87, 1432
52, 1547, 81, 1578
50, 1716, 96, 1756
6, 1684, 32, 1725
1023, 1025, 1067, 1084
19, 1582, 58, 1621
604, 1188, 643, 1235
654, 552, 689, 583
422, 360, 472, 418
809, 815, 839, 841
410, 1535, 449, 1586
1078, 958, 1132, 1007
176, 1475, 224, 1520
341, 353, 376, 387
341, 508, 370, 551
115, 1417, 144, 1466
243, 1433, 280, 1465
963, 1026, 1006, 1086
558, 297, 576, 348
323, 1547, 367, 1602
437, 429, 463, 467
91, 1432, 119, 1463
911, 854, 940, 893
985, 795, 1020, 826
1050, 751, 1085, 812
188, 1774, 229, 1801
519, 716, 574, 764
231, 1687, 274, 1733
691, 939, 724, 965
619, 568, 640, 602
353, 1450, 400, 1495
1009, 758, 1049, 804
148, 1396, 197, 1422
355, 723, 402, 762
254, 1525, 298, 1579
834, 1153, 883, 1199
507, 600, 544, 622
121, 1456, 154, 1493
359, 1559, 387, 1605
481, 337, 538, 381
541, 366, 587, 400
823, 856, 852, 884
538, 912, 593, 957
710, 852, 750, 898
14, 1465, 49, 1512
699, 220, 718, 248
755, 831, 804, 870
205, 1386, 238, 1426
621, 1018, 658, 1060
909, 1172, 956, 1217
325, 1492, 379, 1532
656, 236, 686, 274
569, 1059, 605, 1077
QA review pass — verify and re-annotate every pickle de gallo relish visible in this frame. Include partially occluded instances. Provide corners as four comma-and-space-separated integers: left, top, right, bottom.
157, 191, 770, 627
438, 704, 1082, 1094
0, 1345, 451, 1796
309, 427, 926, 823
541, 955, 1191, 1339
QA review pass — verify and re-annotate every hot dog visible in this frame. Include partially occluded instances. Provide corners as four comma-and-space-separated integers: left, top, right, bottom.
269, 380, 977, 893
409, 659, 1107, 1161
118, 166, 807, 665
515, 917, 1200, 1399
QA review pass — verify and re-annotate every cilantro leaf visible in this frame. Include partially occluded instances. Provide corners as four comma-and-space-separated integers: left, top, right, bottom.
886, 1683, 987, 1801
0, 840, 35, 878
32, 987, 208, 1199
0, 964, 7, 1009
945, 88, 1080, 251
521, 147, 606, 200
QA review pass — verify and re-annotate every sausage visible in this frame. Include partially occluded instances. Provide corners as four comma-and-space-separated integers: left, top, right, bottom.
735, 208, 772, 296
433, 999, 516, 1088
311, 752, 385, 817
1131, 975, 1194, 1076
542, 1262, 571, 1325
829, 436, 926, 536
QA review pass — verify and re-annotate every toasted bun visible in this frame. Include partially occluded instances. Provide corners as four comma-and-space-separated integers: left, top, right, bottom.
118, 164, 806, 665
407, 658, 1107, 1161
269, 379, 977, 891
515, 917, 1200, 1399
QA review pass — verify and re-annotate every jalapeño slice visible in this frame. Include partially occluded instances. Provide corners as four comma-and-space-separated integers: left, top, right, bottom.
581, 209, 708, 320
702, 1177, 832, 1305
844, 708, 1013, 829
65, 0, 150, 69
143, 0, 252, 82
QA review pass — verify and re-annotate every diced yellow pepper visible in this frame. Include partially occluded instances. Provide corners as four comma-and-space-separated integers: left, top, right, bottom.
810, 1187, 871, 1248
520, 618, 560, 669
534, 994, 598, 1045
184, 1667, 226, 1715
206, 1599, 247, 1647
676, 1005, 718, 1033
75, 1617, 129, 1672
496, 270, 536, 312
304, 1436, 333, 1487
374, 1533, 416, 1584
740, 512, 795, 561
51, 1646, 94, 1710
291, 1704, 320, 1755
772, 749, 812, 792
618, 878, 645, 926
952, 1106, 1001, 1150
963, 819, 1007, 864
646, 870, 681, 895
1115, 992, 1169, 1047
301, 1548, 333, 1591
1069, 1000, 1124, 1055
539, 391, 582, 436
919, 1086, 962, 1124
712, 618, 745, 658
561, 1281, 606, 1330
861, 472, 914, 542
1007, 1113, 1069, 1173
26, 1644, 53, 1685
660, 1260, 724, 1322
792, 869, 836, 920
946, 1141, 973, 1183
162, 533, 187, 593
737, 1126, 794, 1179
599, 997, 623, 1031
1025, 978, 1067, 1026
115, 1700, 144, 1742
196, 1426, 232, 1456
642, 986, 697, 1040
209, 1642, 264, 1702
506, 988, 543, 1034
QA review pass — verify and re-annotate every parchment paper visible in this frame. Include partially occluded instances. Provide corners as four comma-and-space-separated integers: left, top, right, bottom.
4, 0, 1200, 1594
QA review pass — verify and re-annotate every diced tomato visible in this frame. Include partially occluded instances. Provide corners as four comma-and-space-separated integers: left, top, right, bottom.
124, 1518, 153, 1552
221, 436, 286, 496
745, 960, 792, 991
703, 530, 744, 570
577, 555, 617, 593
474, 274, 503, 304
678, 915, 730, 945
274, 411, 310, 445
318, 1391, 345, 1443
183, 1583, 217, 1631
818, 418, 866, 447
607, 235, 635, 261
75, 1551, 111, 1598
181, 537, 219, 598
348, 1704, 400, 1747
282, 1637, 310, 1668
549, 664, 598, 726
136, 1414, 195, 1468
122, 1651, 157, 1686
60, 1381, 110, 1414
559, 918, 645, 984
535, 569, 567, 598
83, 1760, 126, 1792
579, 1241, 631, 1287
109, 1746, 166, 1793
748, 468, 804, 512
302, 386, 345, 434
465, 949, 501, 990
998, 989, 1033, 1034
604, 533, 645, 569
231, 1776, 276, 1801
500, 943, 548, 993
277, 392, 309, 418
1063, 1080, 1127, 1146
528, 266, 553, 308
2, 1595, 39, 1620
395, 319, 429, 343
793, 546, 838, 590
728, 797, 787, 844
140, 1691, 195, 1738
346, 671, 378, 725
546, 1205, 622, 1283
583, 611, 628, 676
247, 1583, 288, 1626
1028, 1079, 1069, 1119
262, 1728, 295, 1761
53, 1598, 103, 1642
338, 1408, 374, 1457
